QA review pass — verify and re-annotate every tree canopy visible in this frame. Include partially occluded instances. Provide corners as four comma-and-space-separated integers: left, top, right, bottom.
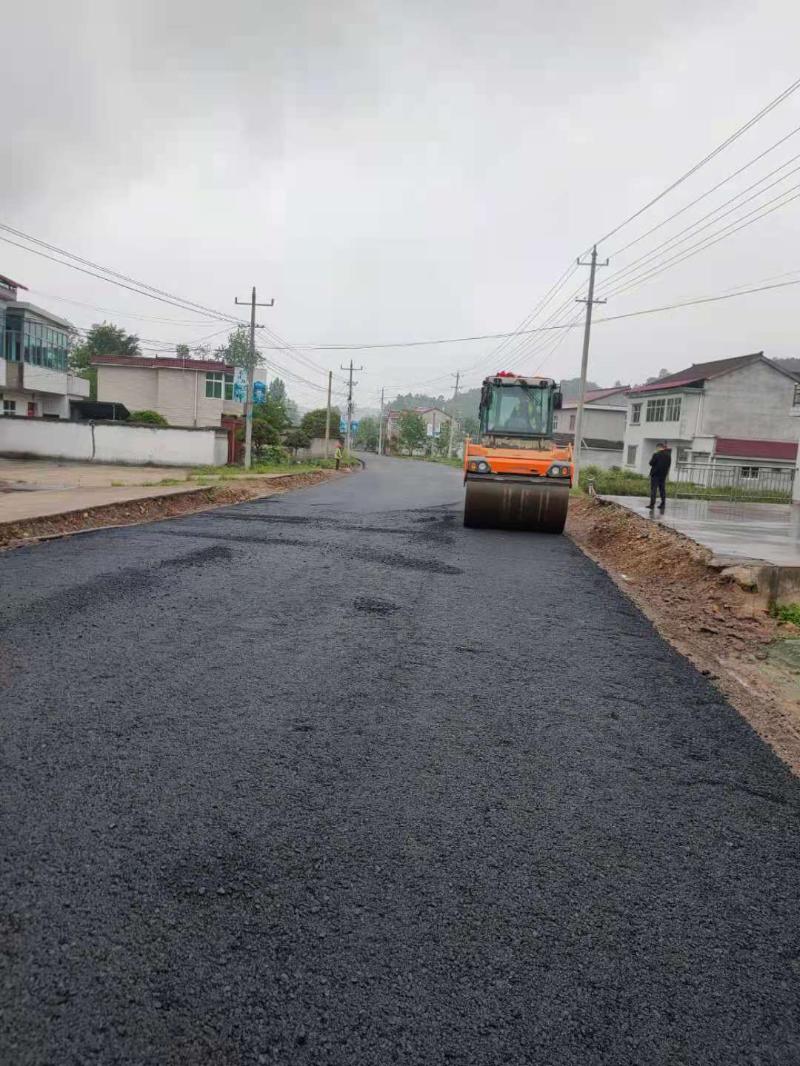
69, 322, 142, 400
301, 407, 342, 440
354, 416, 379, 452
397, 410, 427, 454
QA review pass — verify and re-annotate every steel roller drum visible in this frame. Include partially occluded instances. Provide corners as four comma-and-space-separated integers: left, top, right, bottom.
463, 476, 569, 533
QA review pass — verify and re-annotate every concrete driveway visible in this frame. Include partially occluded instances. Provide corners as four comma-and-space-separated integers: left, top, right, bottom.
0, 457, 197, 524
605, 495, 800, 566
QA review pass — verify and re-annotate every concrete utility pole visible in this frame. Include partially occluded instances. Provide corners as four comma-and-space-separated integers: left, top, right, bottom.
572, 246, 608, 486
340, 359, 363, 455
235, 287, 274, 469
447, 371, 460, 458
378, 386, 385, 455
324, 370, 333, 459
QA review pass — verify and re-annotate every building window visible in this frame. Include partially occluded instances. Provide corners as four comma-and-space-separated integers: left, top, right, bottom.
569, 414, 576, 431
646, 398, 665, 422
552, 414, 558, 429
665, 396, 681, 422
627, 444, 637, 466
793, 383, 800, 407
630, 403, 641, 425
740, 466, 760, 479
3, 399, 16, 416
224, 372, 234, 401
205, 372, 224, 399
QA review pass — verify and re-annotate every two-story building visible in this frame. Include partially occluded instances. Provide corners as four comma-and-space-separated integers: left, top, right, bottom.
92, 354, 266, 428
0, 274, 90, 417
386, 406, 454, 443
623, 352, 800, 481
553, 385, 629, 469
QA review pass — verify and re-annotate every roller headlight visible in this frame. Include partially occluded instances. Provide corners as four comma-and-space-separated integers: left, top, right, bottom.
469, 459, 491, 473
547, 464, 571, 477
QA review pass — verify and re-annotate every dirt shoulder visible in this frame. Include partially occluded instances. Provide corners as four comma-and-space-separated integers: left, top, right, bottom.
567, 495, 800, 774
0, 469, 347, 552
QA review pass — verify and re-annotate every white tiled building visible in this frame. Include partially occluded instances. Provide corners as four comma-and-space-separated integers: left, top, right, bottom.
623, 353, 800, 480
553, 385, 628, 469
0, 274, 89, 418
93, 354, 267, 428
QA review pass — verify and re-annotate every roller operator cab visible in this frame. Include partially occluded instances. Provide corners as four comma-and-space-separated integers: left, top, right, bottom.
463, 372, 573, 533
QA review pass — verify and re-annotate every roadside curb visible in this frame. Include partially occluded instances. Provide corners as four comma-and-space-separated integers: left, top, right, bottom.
0, 469, 349, 551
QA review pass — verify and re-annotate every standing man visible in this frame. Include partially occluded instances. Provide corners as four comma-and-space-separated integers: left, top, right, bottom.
335, 441, 343, 471
648, 442, 672, 511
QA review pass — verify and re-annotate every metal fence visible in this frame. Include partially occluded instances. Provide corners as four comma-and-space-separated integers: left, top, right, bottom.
672, 463, 794, 501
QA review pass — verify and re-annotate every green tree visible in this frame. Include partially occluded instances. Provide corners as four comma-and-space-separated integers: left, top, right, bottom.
255, 395, 292, 436
397, 410, 427, 455
129, 409, 168, 426
462, 415, 479, 437
354, 416, 379, 452
175, 343, 190, 358
269, 378, 287, 403
301, 407, 342, 440
284, 428, 311, 456
216, 326, 256, 370
435, 420, 459, 456
69, 322, 141, 400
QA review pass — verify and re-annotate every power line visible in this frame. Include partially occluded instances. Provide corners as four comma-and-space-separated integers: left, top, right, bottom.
596, 155, 800, 296
602, 183, 800, 301
0, 233, 246, 324
0, 223, 246, 325
607, 123, 800, 259
594, 74, 800, 247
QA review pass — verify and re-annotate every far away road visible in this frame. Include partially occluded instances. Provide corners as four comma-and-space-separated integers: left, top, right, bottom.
1, 455, 799, 1065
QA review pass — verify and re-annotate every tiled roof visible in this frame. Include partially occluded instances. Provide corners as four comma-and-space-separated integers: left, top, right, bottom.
715, 437, 798, 461
628, 353, 765, 395
91, 354, 232, 373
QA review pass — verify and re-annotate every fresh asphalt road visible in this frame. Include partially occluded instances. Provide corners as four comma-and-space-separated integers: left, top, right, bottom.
1, 456, 799, 1065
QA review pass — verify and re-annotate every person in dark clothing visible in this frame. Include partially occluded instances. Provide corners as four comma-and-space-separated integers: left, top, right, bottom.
648, 442, 672, 510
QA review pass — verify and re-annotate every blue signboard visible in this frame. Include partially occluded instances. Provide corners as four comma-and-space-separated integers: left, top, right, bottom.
339, 418, 347, 434
252, 380, 266, 404
232, 367, 248, 403
350, 420, 360, 434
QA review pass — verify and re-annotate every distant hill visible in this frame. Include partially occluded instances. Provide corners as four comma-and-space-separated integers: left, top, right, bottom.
774, 357, 800, 376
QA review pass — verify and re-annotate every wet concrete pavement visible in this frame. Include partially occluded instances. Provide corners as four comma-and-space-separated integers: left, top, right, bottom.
2, 456, 799, 1065
606, 494, 800, 566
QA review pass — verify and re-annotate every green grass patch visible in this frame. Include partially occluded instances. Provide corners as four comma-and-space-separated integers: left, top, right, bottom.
188, 457, 353, 480
770, 603, 800, 626
579, 465, 791, 503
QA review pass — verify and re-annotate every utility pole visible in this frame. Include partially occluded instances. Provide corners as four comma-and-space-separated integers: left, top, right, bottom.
324, 370, 333, 459
339, 359, 363, 455
447, 371, 461, 458
235, 287, 274, 469
572, 246, 608, 485
378, 386, 385, 456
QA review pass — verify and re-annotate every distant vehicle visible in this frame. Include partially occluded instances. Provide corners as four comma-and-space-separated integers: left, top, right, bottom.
462, 372, 573, 533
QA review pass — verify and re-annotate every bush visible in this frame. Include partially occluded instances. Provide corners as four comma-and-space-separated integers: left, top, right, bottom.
284, 429, 311, 453
130, 409, 168, 426
259, 445, 290, 465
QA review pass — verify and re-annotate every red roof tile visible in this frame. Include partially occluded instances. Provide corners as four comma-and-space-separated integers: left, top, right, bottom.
628, 353, 765, 395
715, 437, 798, 461
91, 354, 232, 373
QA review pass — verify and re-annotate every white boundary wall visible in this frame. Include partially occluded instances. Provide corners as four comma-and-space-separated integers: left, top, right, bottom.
0, 417, 228, 467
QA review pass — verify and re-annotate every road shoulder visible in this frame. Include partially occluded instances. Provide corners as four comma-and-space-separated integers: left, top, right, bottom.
567, 496, 800, 774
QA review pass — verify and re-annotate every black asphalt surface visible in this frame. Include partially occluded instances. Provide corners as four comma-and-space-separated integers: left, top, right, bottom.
2, 455, 799, 1065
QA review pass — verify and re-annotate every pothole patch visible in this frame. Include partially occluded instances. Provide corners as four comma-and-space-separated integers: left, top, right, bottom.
353, 596, 400, 615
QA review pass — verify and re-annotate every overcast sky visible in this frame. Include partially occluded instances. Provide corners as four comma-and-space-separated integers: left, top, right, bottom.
3, 0, 800, 409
